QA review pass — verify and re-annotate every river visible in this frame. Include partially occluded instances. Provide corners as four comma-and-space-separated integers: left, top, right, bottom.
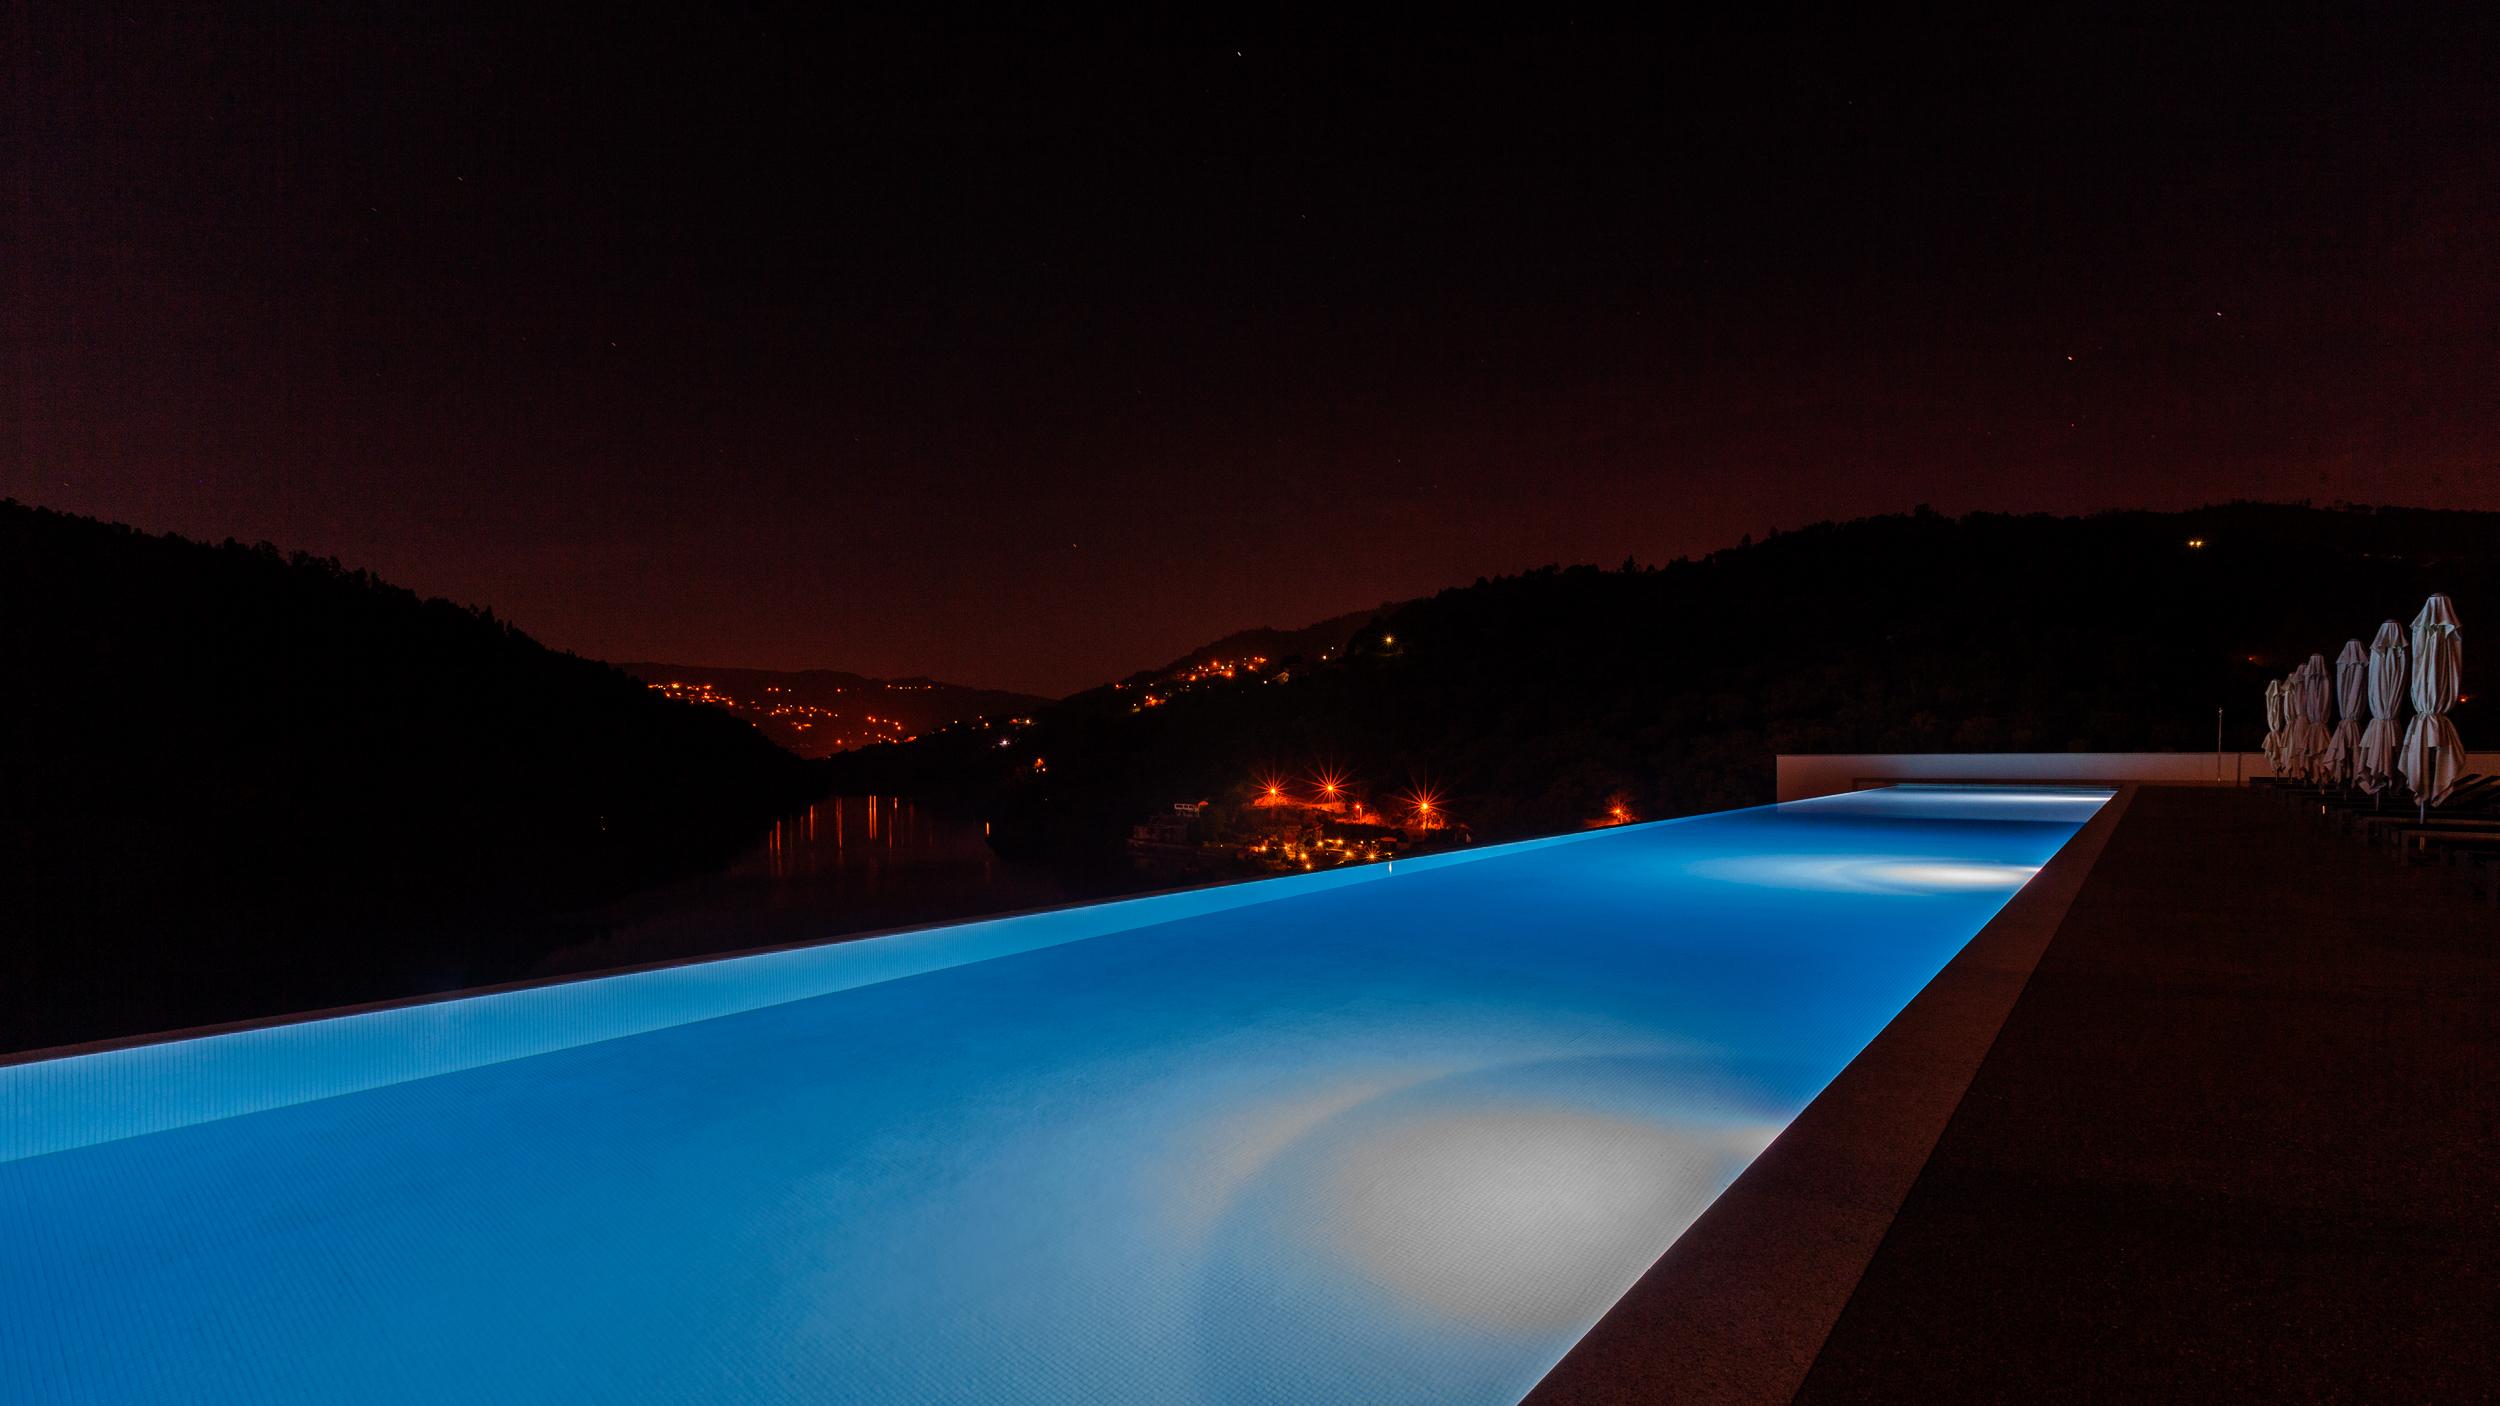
523, 795, 1160, 981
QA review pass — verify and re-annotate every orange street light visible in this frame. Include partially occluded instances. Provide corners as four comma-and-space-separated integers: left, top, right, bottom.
1409, 785, 1454, 833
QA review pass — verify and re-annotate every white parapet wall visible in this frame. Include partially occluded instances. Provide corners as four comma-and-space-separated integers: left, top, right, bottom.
1774, 751, 2500, 803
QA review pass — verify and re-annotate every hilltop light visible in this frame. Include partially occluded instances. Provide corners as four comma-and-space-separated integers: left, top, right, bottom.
1396, 785, 1447, 832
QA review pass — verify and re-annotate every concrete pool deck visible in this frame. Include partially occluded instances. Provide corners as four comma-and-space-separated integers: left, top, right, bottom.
1533, 784, 2499, 1403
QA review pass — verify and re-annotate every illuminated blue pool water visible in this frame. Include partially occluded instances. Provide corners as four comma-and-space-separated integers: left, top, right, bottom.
0, 786, 2107, 1405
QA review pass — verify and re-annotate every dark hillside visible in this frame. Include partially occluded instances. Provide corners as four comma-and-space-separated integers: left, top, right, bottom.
830, 505, 2497, 858
0, 501, 821, 1051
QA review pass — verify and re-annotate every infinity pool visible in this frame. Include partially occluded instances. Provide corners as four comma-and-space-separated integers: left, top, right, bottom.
0, 786, 2108, 1405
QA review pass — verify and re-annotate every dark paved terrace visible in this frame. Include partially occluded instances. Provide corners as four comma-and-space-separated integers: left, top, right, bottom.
1536, 785, 2498, 1404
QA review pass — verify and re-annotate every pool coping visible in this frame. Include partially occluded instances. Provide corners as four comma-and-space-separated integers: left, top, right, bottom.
1522, 782, 2139, 1406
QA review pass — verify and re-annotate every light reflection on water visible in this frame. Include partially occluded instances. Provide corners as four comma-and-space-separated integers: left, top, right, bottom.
1688, 853, 2042, 893
758, 795, 942, 879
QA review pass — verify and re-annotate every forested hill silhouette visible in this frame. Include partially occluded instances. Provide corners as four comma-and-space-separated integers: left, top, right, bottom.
1, 500, 821, 1052
828, 505, 2498, 859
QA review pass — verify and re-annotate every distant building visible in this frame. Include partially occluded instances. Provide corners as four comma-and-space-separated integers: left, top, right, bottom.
1132, 800, 1208, 847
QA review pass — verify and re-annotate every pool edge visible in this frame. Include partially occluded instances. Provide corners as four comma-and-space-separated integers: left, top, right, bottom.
1, 811, 1707, 1073
2, 809, 1739, 1165
1521, 782, 2138, 1406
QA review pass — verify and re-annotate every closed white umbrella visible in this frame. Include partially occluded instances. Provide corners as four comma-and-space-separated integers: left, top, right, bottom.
2262, 678, 2286, 775
2305, 656, 2330, 780
2320, 638, 2366, 785
2295, 654, 2334, 782
2399, 594, 2464, 806
2356, 620, 2407, 794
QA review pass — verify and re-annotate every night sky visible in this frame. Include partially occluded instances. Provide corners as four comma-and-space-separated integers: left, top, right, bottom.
9, 10, 2498, 695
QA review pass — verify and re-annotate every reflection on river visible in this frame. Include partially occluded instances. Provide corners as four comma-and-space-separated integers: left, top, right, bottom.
527, 796, 1158, 981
